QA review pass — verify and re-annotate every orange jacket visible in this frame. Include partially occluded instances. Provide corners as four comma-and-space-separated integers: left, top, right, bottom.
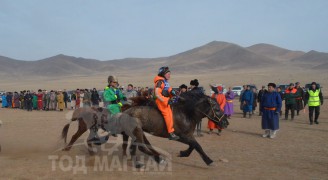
154, 76, 172, 103
285, 88, 297, 94
211, 93, 226, 111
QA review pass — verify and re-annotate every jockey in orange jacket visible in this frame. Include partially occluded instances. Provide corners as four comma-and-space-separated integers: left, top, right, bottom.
154, 66, 179, 140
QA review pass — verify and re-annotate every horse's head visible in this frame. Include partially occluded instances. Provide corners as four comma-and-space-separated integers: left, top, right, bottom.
205, 97, 229, 129
178, 91, 229, 128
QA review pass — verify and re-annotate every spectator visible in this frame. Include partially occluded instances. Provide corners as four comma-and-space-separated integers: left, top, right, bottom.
304, 82, 323, 125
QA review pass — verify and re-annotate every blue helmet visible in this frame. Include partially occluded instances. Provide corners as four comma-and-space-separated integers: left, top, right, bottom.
158, 66, 170, 77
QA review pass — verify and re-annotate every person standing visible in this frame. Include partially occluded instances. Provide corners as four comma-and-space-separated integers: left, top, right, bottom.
6, 92, 12, 108
261, 83, 282, 139
24, 90, 33, 111
1, 93, 8, 108
252, 88, 258, 115
239, 85, 247, 111
19, 91, 25, 109
257, 86, 267, 116
70, 90, 76, 109
49, 90, 56, 110
241, 85, 254, 118
75, 89, 81, 109
224, 87, 235, 118
208, 86, 226, 135
284, 83, 298, 120
91, 88, 101, 107
153, 67, 179, 140
32, 92, 38, 110
304, 82, 323, 125
37, 89, 43, 110
295, 82, 304, 116
123, 84, 138, 105
83, 89, 91, 107
13, 92, 20, 108
57, 90, 65, 111
63, 89, 69, 109
276, 87, 284, 117
190, 79, 204, 136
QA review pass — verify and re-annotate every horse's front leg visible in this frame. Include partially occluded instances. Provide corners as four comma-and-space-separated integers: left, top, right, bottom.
191, 139, 213, 165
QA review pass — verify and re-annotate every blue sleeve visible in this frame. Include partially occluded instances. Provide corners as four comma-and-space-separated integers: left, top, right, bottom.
276, 92, 282, 113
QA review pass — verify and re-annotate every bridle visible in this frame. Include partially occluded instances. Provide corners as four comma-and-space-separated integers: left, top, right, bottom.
198, 98, 225, 124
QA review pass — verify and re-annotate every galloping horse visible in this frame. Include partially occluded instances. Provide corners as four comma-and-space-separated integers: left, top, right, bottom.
61, 107, 164, 166
123, 91, 229, 166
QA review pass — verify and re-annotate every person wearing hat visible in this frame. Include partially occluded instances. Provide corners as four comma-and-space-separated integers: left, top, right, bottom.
179, 84, 188, 94
208, 86, 226, 135
241, 85, 254, 118
154, 66, 179, 140
304, 82, 323, 125
294, 82, 304, 116
260, 83, 282, 139
257, 85, 267, 116
57, 90, 65, 111
104, 75, 126, 115
284, 83, 299, 120
190, 79, 204, 94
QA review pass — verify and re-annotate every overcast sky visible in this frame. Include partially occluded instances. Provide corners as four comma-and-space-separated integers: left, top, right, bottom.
1, 0, 327, 60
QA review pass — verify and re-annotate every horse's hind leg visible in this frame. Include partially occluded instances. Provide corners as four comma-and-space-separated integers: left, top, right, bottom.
142, 134, 164, 164
122, 132, 129, 157
63, 120, 87, 151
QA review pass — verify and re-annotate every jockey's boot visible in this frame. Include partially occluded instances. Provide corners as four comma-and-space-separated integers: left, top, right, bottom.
169, 132, 180, 140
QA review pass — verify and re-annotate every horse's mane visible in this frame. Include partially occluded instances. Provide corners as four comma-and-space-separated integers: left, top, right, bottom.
176, 91, 209, 116
128, 91, 209, 119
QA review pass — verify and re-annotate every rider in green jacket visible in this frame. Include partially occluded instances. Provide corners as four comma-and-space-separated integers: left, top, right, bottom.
103, 75, 126, 115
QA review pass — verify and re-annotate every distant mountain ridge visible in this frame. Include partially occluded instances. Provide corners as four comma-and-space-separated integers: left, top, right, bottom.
0, 41, 327, 78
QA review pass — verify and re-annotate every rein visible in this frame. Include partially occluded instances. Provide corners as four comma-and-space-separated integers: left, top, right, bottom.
198, 99, 225, 124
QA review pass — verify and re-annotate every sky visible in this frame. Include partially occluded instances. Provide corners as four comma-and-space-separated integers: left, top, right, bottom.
1, 0, 328, 61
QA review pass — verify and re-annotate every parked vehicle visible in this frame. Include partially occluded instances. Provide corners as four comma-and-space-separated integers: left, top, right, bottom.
232, 86, 243, 96
0, 91, 6, 102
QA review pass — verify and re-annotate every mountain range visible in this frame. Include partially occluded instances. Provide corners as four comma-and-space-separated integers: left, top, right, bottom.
0, 41, 327, 78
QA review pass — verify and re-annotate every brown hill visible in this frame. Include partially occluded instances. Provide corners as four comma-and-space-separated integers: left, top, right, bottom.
0, 41, 327, 78
247, 43, 304, 61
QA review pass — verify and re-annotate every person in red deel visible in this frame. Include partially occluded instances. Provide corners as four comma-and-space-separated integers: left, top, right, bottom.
37, 89, 43, 110
154, 66, 179, 140
208, 86, 226, 135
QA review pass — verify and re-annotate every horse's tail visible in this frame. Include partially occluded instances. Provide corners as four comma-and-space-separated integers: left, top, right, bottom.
61, 116, 79, 144
61, 123, 70, 144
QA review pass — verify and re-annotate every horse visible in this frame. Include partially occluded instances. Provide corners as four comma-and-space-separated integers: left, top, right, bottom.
61, 107, 164, 167
122, 91, 229, 166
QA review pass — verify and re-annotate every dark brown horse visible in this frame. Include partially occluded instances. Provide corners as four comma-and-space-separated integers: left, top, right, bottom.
122, 91, 229, 166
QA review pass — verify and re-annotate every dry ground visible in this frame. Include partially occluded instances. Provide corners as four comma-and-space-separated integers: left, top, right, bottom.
0, 99, 327, 180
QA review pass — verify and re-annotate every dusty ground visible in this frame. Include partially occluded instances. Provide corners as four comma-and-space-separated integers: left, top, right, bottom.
0, 99, 327, 180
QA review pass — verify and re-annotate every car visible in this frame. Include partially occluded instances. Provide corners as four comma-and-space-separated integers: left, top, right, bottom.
0, 91, 6, 102
232, 86, 243, 96
278, 84, 290, 94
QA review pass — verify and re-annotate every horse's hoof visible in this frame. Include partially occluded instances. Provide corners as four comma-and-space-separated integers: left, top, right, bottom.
135, 162, 144, 169
159, 159, 167, 165
208, 162, 218, 167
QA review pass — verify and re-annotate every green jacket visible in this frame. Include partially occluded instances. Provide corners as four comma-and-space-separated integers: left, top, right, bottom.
32, 95, 38, 108
284, 90, 299, 105
103, 87, 126, 115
